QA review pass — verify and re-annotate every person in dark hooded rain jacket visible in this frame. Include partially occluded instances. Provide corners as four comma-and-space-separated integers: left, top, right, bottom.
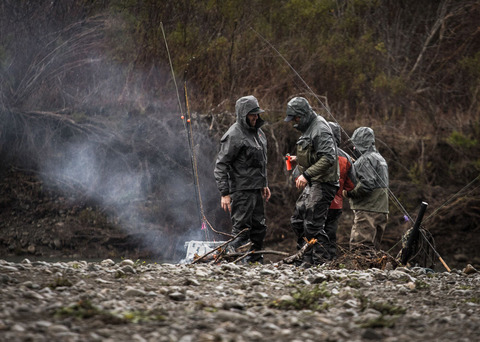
284, 97, 339, 266
324, 122, 356, 260
214, 95, 271, 263
342, 126, 389, 252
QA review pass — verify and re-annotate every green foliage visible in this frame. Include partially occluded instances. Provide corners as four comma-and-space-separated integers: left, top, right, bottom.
48, 276, 73, 289
114, 270, 127, 278
408, 161, 432, 185
56, 300, 102, 319
474, 159, 480, 172
447, 131, 478, 149
460, 52, 480, 78
370, 301, 406, 315
55, 299, 166, 323
63, 0, 478, 120
467, 297, 480, 304
345, 278, 363, 289
356, 294, 405, 328
2, 0, 479, 117
359, 315, 398, 328
134, 259, 147, 266
458, 285, 472, 290
358, 294, 406, 315
55, 299, 126, 324
373, 73, 407, 97
122, 309, 167, 323
459, 52, 480, 100
414, 279, 430, 290
269, 283, 331, 311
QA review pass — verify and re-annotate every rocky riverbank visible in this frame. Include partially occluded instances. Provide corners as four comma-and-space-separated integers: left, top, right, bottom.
1, 259, 479, 342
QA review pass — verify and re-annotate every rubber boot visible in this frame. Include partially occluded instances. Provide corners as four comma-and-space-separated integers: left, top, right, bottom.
311, 243, 330, 266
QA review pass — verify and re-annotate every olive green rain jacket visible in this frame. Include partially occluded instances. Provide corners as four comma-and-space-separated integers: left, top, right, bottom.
347, 127, 389, 213
214, 96, 268, 196
287, 97, 339, 184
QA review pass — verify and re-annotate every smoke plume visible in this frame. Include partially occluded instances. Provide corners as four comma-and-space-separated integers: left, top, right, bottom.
0, 3, 225, 261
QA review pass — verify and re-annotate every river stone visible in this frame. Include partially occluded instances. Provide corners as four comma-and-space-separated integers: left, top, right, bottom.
100, 259, 115, 267
120, 259, 135, 266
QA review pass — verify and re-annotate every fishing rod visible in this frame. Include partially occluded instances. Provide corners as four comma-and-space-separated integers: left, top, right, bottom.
160, 23, 227, 241
184, 82, 205, 231
183, 76, 236, 240
160, 22, 204, 231
250, 26, 455, 270
184, 80, 214, 240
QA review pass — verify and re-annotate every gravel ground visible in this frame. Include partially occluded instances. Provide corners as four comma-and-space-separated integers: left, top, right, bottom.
0, 259, 479, 342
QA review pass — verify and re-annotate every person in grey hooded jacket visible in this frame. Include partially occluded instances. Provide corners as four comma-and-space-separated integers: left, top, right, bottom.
342, 126, 389, 252
214, 95, 271, 263
284, 97, 339, 266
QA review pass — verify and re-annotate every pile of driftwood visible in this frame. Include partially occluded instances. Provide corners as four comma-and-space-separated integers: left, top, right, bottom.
191, 229, 290, 265
191, 210, 441, 270
327, 246, 399, 270
191, 232, 400, 270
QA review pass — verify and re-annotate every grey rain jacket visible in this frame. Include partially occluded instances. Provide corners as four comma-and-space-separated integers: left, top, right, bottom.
287, 97, 339, 184
214, 95, 268, 196
347, 127, 389, 213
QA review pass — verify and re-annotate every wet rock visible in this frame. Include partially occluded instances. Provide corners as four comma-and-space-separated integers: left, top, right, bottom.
362, 328, 383, 340
120, 265, 136, 274
463, 264, 478, 274
0, 259, 479, 341
120, 259, 135, 266
222, 301, 245, 310
100, 259, 115, 267
53, 239, 62, 249
168, 291, 186, 301
124, 287, 147, 297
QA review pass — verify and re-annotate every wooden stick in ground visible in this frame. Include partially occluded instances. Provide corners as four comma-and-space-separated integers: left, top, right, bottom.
234, 249, 289, 257
229, 249, 290, 262
233, 250, 255, 264
282, 238, 317, 264
438, 256, 451, 272
191, 228, 249, 264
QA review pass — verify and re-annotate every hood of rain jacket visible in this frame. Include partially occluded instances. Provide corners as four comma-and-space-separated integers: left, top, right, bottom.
347, 127, 389, 213
235, 95, 265, 130
287, 97, 339, 184
285, 97, 317, 132
350, 126, 376, 154
214, 95, 268, 196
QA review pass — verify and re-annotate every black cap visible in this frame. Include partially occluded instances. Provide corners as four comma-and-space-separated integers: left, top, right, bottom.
248, 107, 265, 115
284, 115, 296, 122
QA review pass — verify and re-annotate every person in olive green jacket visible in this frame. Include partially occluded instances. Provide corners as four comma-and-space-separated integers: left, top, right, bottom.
284, 97, 339, 266
214, 95, 271, 263
342, 126, 389, 252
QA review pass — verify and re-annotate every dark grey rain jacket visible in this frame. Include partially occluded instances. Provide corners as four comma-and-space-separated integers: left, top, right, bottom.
287, 97, 339, 184
214, 96, 268, 196
347, 127, 389, 213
